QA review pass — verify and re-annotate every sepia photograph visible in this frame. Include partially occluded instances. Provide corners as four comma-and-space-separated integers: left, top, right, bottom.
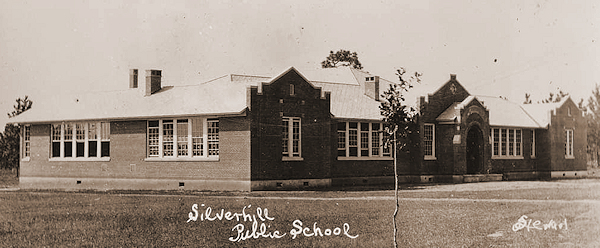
0, 0, 599, 247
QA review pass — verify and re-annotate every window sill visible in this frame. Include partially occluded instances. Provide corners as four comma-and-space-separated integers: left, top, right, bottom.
144, 157, 219, 162
530, 156, 536, 159
21, 157, 31, 162
282, 157, 304, 161
565, 156, 575, 160
337, 156, 393, 161
492, 156, 524, 160
424, 156, 437, 161
49, 157, 111, 162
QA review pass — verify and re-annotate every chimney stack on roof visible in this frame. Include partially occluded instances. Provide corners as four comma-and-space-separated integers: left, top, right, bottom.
145, 69, 162, 96
364, 76, 380, 101
129, 69, 138, 88
450, 74, 457, 80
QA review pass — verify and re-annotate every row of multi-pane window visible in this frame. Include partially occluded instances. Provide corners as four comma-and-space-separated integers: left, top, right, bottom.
492, 128, 522, 157
147, 118, 219, 158
20, 121, 575, 161
337, 122, 390, 157
51, 122, 110, 158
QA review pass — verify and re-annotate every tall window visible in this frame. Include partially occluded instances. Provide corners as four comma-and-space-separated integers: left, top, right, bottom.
22, 125, 31, 159
208, 120, 219, 156
337, 122, 346, 157
148, 121, 159, 156
492, 128, 522, 158
147, 118, 218, 159
282, 117, 301, 158
177, 119, 189, 156
565, 129, 574, 158
51, 122, 110, 159
360, 123, 369, 157
192, 119, 203, 156
337, 121, 390, 158
515, 129, 521, 156
371, 123, 380, 156
76, 123, 85, 157
348, 122, 358, 156
64, 123, 73, 157
424, 124, 435, 159
101, 122, 110, 157
530, 129, 535, 158
162, 120, 174, 157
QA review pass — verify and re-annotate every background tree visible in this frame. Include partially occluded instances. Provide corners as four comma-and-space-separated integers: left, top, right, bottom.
321, 49, 363, 69
540, 90, 569, 103
587, 84, 600, 167
0, 96, 33, 175
523, 90, 570, 104
8, 96, 33, 118
523, 93, 532, 104
380, 67, 421, 247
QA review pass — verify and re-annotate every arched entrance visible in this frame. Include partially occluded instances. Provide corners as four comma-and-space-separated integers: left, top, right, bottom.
466, 125, 484, 174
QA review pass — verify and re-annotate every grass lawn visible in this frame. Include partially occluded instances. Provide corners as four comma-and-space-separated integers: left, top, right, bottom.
1, 182, 599, 247
0, 169, 18, 188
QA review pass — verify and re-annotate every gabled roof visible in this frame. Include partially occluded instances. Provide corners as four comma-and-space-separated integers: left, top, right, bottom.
308, 67, 390, 120
313, 81, 382, 120
8, 74, 267, 124
520, 96, 570, 127
9, 66, 391, 124
436, 96, 480, 123
476, 95, 542, 128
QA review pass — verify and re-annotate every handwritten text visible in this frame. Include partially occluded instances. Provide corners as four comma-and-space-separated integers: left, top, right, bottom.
512, 215, 567, 232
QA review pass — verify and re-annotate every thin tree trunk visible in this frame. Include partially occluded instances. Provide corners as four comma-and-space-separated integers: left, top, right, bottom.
596, 148, 599, 168
393, 129, 398, 248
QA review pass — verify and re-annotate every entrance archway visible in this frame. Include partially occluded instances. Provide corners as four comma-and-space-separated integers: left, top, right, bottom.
466, 125, 484, 174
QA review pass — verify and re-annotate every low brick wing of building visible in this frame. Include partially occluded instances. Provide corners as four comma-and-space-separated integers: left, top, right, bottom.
9, 67, 588, 191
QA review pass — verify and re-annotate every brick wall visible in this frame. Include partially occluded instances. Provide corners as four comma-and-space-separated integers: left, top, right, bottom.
489, 128, 537, 175
20, 116, 251, 190
249, 69, 332, 181
548, 99, 587, 171
420, 76, 470, 123
419, 76, 472, 176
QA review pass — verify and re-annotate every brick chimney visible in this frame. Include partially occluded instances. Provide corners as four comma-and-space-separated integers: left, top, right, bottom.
364, 76, 380, 101
129, 69, 138, 88
145, 69, 162, 96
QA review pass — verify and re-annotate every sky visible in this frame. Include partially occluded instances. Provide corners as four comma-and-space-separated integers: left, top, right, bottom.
1, 0, 598, 131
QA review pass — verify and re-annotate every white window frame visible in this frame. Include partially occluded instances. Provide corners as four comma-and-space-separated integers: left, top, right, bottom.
145, 118, 219, 161
491, 127, 523, 159
49, 121, 110, 161
21, 125, 31, 161
424, 124, 436, 160
565, 129, 574, 159
337, 121, 392, 160
282, 117, 302, 161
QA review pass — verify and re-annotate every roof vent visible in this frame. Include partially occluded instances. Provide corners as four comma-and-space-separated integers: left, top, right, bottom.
450, 74, 457, 80
145, 70, 162, 96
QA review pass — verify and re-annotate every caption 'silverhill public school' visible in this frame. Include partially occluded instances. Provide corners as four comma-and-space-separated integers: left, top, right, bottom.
10, 67, 587, 191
